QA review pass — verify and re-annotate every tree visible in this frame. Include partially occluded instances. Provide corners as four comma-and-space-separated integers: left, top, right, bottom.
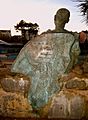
72, 0, 88, 24
14, 20, 39, 43
72, 0, 88, 56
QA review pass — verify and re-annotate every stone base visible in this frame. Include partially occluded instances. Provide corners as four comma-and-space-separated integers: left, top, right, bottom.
40, 90, 88, 119
0, 89, 35, 118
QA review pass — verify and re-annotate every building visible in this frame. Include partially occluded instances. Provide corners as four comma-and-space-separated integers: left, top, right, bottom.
0, 30, 11, 42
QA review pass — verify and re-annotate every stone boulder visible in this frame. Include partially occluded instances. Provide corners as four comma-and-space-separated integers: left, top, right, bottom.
11, 33, 80, 109
38, 63, 88, 119
0, 73, 30, 97
40, 90, 88, 119
65, 77, 88, 90
0, 89, 35, 118
0, 69, 36, 118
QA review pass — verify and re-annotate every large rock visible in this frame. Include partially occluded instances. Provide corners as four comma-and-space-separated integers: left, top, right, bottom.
38, 65, 88, 119
0, 73, 30, 97
0, 89, 35, 118
60, 65, 88, 90
41, 90, 88, 119
65, 77, 86, 90
11, 33, 80, 108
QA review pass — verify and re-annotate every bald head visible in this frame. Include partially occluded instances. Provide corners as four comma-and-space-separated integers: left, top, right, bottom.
55, 8, 70, 23
54, 8, 70, 32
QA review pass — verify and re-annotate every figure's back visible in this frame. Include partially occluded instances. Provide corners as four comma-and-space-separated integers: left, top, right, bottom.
11, 32, 80, 108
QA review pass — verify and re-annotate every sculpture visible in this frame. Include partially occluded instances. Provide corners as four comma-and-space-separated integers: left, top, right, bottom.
52, 8, 70, 33
11, 8, 80, 109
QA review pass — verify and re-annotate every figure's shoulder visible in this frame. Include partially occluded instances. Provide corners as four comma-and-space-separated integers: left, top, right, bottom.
41, 29, 53, 34
41, 29, 78, 36
41, 29, 76, 37
71, 32, 79, 41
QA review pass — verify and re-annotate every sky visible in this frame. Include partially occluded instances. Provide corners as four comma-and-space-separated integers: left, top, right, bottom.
0, 0, 87, 35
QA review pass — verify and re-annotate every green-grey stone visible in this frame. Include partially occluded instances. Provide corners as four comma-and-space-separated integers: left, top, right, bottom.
11, 33, 80, 108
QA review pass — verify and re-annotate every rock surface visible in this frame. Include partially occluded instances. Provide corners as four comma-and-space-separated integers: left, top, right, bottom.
0, 89, 34, 118
0, 73, 30, 97
1, 61, 88, 119
46, 90, 88, 119
37, 62, 88, 119
0, 70, 36, 118
1, 59, 88, 119
65, 77, 86, 90
11, 33, 80, 108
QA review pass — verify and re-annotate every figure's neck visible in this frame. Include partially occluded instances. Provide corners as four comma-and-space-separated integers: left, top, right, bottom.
55, 24, 65, 31
52, 24, 70, 33
55, 25, 66, 32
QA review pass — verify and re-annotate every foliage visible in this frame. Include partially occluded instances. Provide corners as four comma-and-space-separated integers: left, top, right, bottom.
14, 20, 39, 35
14, 20, 39, 42
72, 0, 88, 24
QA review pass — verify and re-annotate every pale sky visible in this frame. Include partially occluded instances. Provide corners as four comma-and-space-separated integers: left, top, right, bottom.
0, 0, 87, 35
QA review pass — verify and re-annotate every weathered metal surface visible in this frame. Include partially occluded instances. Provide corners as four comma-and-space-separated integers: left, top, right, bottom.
11, 33, 80, 108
